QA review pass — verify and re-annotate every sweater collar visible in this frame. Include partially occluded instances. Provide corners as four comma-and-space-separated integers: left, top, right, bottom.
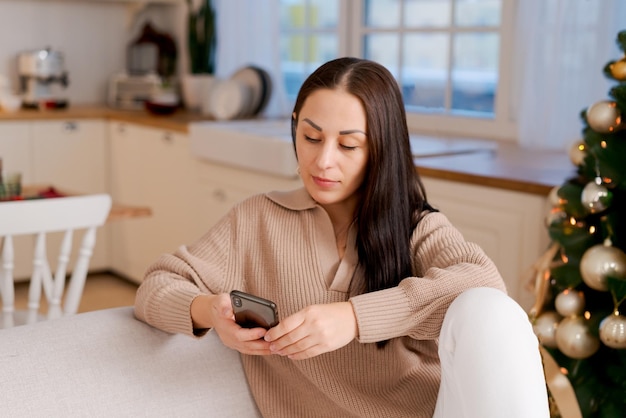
266, 187, 317, 211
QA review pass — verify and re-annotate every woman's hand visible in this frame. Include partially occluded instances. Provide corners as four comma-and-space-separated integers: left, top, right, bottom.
263, 302, 358, 360
191, 293, 272, 356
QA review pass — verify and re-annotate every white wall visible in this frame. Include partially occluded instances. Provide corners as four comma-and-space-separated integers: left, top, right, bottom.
0, 1, 184, 105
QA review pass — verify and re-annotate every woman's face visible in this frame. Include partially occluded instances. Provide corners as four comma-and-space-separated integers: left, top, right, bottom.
294, 88, 369, 215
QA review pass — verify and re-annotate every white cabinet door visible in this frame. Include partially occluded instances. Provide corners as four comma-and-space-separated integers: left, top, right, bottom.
196, 160, 302, 229
0, 121, 33, 184
108, 122, 203, 283
0, 119, 109, 278
30, 120, 108, 194
31, 119, 110, 272
422, 177, 550, 310
0, 122, 34, 280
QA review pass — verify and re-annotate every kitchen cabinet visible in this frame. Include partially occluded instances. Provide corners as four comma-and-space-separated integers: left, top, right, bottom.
0, 119, 109, 278
196, 160, 302, 228
108, 121, 205, 282
421, 177, 550, 310
30, 120, 108, 194
0, 122, 33, 183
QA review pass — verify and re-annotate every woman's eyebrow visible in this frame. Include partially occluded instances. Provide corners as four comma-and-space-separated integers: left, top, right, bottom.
302, 118, 366, 136
303, 118, 322, 131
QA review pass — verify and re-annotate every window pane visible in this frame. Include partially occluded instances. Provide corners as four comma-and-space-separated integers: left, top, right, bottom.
281, 35, 307, 100
454, 0, 501, 27
364, 0, 400, 28
451, 32, 498, 114
280, 0, 305, 30
308, 34, 339, 68
402, 33, 449, 110
404, 0, 452, 28
280, 33, 339, 101
309, 0, 339, 28
363, 33, 400, 78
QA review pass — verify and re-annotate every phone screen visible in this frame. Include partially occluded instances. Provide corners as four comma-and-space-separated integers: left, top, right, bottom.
230, 290, 279, 329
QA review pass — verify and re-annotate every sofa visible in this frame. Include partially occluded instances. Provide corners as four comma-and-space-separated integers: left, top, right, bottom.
0, 307, 262, 417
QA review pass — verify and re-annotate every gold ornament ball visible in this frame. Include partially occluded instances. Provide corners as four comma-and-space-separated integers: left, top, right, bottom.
599, 312, 626, 349
555, 316, 600, 359
581, 180, 612, 213
609, 58, 626, 81
555, 289, 585, 317
580, 244, 626, 291
533, 311, 561, 348
568, 140, 586, 166
586, 100, 622, 133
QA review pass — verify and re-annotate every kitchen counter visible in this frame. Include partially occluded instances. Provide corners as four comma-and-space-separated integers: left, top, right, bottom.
416, 144, 574, 196
0, 105, 575, 196
0, 105, 204, 134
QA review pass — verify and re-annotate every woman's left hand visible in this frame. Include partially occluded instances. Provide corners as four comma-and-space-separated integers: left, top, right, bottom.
263, 302, 358, 360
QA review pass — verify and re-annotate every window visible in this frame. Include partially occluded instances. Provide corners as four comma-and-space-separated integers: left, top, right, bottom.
279, 0, 515, 140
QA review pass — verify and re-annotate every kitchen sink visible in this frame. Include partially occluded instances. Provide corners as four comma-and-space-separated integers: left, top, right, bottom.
189, 118, 495, 178
190, 119, 297, 178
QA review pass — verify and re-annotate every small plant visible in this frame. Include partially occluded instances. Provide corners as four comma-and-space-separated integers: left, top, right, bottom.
186, 0, 216, 74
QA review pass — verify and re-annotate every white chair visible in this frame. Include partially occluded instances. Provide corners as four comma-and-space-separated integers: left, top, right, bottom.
0, 194, 112, 328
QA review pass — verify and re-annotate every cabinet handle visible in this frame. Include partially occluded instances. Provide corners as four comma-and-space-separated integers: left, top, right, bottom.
117, 123, 126, 134
163, 132, 173, 142
212, 189, 227, 202
63, 121, 78, 132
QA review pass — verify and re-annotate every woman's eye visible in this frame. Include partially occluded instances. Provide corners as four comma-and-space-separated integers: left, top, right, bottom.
304, 135, 321, 143
340, 144, 357, 151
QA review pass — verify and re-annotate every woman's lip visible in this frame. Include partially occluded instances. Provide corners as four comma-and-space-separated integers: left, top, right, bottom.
312, 176, 338, 187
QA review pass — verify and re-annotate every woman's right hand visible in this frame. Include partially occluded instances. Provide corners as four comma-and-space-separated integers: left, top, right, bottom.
191, 293, 272, 356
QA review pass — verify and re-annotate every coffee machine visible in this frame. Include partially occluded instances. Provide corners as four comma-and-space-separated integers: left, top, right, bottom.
18, 47, 69, 109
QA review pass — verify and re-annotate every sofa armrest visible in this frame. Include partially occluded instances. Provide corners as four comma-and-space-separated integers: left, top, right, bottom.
0, 307, 261, 417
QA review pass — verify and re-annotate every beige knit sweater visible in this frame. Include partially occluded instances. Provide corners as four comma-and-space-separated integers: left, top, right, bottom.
135, 188, 506, 417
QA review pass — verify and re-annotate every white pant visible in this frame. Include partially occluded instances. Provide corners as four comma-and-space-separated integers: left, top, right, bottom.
433, 287, 550, 418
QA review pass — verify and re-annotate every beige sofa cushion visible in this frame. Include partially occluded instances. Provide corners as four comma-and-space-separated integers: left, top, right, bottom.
0, 307, 261, 417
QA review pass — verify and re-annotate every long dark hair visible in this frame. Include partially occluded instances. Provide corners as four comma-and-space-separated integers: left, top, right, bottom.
292, 57, 436, 296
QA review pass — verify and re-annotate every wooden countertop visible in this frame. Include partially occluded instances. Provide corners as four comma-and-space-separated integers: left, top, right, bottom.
416, 144, 575, 196
0, 105, 576, 196
0, 105, 206, 134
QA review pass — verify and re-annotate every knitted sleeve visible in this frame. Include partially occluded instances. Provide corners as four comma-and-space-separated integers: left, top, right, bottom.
134, 212, 237, 336
350, 212, 506, 343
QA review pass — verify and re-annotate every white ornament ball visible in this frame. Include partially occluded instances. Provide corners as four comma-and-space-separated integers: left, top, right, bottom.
599, 313, 626, 349
586, 100, 622, 133
545, 208, 568, 227
533, 311, 562, 348
548, 186, 562, 207
580, 244, 626, 291
555, 289, 585, 317
568, 140, 586, 166
555, 316, 600, 359
581, 181, 612, 213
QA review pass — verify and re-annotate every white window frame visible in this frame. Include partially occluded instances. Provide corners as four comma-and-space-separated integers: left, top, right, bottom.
281, 0, 517, 142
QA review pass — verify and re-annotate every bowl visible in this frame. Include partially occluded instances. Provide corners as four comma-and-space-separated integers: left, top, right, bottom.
144, 100, 179, 116
0, 94, 23, 112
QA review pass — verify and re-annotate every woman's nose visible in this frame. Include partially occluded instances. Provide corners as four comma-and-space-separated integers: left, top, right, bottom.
315, 141, 337, 169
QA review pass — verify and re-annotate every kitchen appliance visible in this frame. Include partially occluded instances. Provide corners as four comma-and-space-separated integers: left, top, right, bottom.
18, 47, 69, 109
108, 72, 163, 110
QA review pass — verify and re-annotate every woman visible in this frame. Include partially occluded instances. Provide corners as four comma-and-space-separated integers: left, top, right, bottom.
135, 57, 548, 417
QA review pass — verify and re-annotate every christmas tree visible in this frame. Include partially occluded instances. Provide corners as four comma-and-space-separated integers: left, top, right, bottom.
529, 30, 626, 418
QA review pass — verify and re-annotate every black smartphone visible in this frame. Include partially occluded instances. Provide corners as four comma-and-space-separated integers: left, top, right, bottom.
230, 290, 279, 330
